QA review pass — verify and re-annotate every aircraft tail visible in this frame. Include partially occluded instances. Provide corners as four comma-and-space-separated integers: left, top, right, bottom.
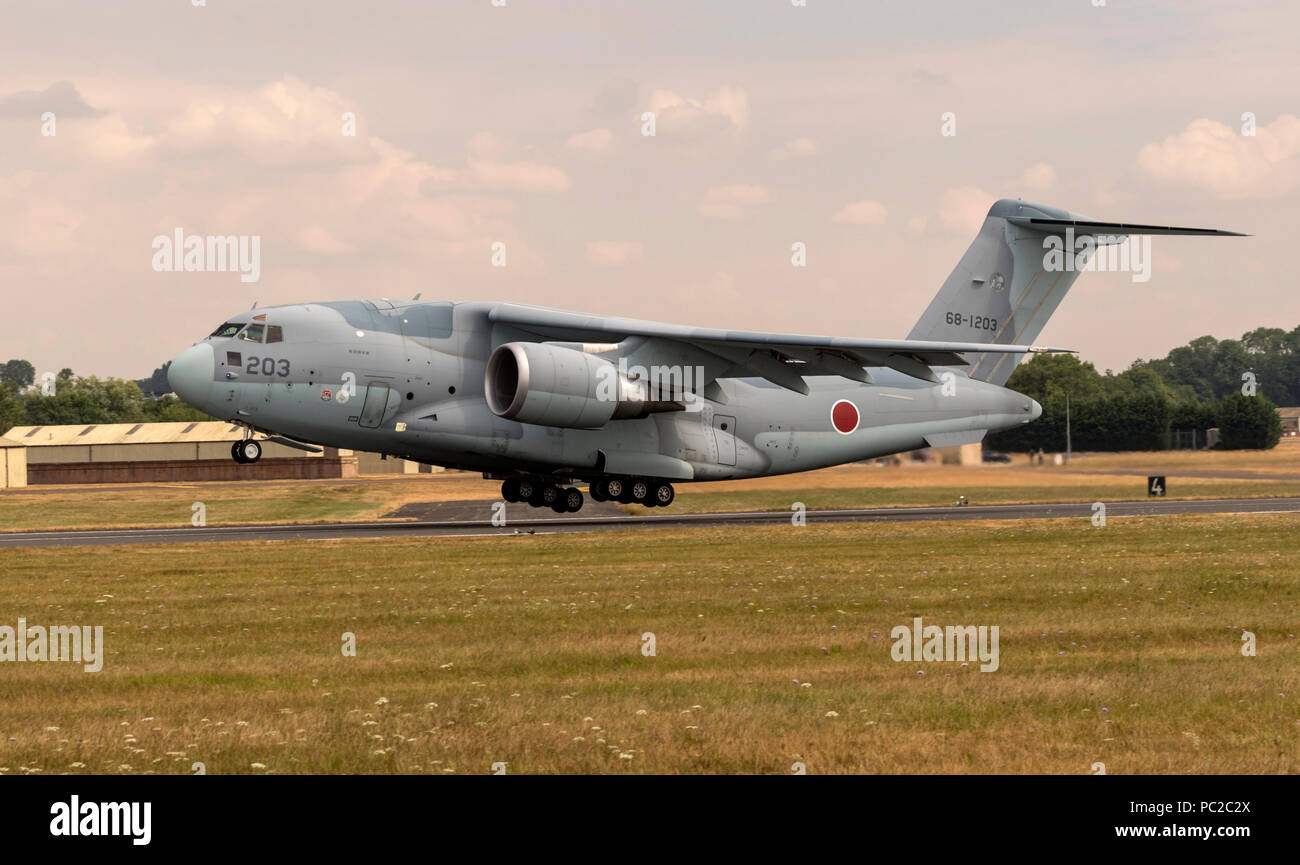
907, 198, 1245, 386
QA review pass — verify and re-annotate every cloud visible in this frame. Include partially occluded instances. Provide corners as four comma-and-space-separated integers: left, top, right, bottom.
1020, 162, 1057, 190
0, 76, 562, 289
1137, 115, 1300, 198
698, 184, 769, 220
769, 137, 817, 160
939, 186, 996, 234
565, 128, 613, 153
159, 77, 367, 166
462, 158, 570, 193
296, 225, 354, 255
832, 200, 887, 225
0, 80, 104, 118
585, 240, 644, 267
647, 86, 749, 134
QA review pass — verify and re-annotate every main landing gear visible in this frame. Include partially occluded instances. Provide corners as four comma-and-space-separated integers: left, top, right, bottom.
501, 476, 676, 513
501, 476, 584, 513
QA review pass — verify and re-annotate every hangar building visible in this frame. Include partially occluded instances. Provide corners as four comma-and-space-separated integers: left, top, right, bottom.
1, 421, 439, 485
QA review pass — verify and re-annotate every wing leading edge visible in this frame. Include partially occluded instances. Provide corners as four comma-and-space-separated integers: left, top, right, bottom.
488, 303, 1072, 392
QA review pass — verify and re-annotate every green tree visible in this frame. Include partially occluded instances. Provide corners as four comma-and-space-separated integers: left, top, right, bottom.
141, 395, 212, 422
1216, 394, 1282, 449
0, 382, 28, 435
21, 376, 147, 425
0, 359, 35, 388
135, 362, 171, 397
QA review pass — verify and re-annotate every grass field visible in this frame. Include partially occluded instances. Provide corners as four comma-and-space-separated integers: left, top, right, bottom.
0, 513, 1295, 774
2, 447, 1299, 531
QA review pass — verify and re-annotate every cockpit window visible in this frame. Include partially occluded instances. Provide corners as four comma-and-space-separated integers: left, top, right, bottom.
210, 322, 244, 338
237, 323, 266, 343
266, 325, 284, 343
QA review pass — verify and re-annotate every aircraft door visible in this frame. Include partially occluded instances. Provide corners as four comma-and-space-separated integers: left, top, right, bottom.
358, 382, 392, 428
712, 414, 737, 466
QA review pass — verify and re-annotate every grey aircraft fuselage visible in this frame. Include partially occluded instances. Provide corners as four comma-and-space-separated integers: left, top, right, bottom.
167, 298, 1040, 484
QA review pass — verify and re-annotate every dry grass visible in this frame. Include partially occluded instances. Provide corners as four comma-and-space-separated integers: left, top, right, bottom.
0, 514, 1295, 774
0, 472, 499, 532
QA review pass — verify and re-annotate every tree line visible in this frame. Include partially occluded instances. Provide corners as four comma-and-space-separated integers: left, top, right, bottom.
987, 330, 1288, 453
0, 360, 210, 434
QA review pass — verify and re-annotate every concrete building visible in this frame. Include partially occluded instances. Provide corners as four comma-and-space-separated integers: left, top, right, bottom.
2, 421, 439, 484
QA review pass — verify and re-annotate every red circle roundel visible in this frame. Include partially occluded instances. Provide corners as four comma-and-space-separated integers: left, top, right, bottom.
831, 399, 859, 434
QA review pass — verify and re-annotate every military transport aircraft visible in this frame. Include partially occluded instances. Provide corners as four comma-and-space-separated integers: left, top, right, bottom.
167, 199, 1242, 512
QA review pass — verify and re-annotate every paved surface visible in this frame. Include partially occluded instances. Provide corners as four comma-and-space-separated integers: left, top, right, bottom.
2, 496, 1298, 549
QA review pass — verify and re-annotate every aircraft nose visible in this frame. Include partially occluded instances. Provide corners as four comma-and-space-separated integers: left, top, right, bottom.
168, 342, 214, 408
1029, 398, 1042, 421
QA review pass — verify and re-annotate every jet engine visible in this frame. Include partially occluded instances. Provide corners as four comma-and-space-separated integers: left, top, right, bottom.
484, 342, 680, 429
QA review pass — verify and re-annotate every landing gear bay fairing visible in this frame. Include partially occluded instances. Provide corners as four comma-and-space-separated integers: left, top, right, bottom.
168, 199, 1241, 512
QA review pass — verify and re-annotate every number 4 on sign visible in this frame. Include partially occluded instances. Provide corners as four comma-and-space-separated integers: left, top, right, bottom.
1147, 476, 1165, 497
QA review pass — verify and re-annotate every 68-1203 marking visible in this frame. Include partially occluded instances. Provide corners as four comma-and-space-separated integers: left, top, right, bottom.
945, 312, 998, 331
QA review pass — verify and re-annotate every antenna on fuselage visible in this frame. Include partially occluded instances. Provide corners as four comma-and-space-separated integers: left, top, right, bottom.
412, 292, 421, 300
250, 301, 258, 309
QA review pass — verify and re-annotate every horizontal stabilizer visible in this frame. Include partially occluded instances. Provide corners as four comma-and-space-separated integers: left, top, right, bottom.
1007, 216, 1247, 237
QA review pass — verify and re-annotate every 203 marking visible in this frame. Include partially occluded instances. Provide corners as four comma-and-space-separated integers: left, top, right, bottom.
244, 356, 290, 377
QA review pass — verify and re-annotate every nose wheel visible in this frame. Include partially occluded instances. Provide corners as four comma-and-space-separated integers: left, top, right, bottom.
231, 439, 262, 464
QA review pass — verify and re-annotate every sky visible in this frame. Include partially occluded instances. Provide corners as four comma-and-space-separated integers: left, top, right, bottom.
1, 0, 1297, 380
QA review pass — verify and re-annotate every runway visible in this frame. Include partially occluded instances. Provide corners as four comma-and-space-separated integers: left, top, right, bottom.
2, 495, 1298, 548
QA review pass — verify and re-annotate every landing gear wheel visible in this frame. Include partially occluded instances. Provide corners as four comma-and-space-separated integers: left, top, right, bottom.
651, 482, 675, 508
628, 478, 650, 506
559, 487, 584, 513
502, 477, 522, 503
589, 480, 607, 502
241, 440, 262, 463
516, 477, 537, 503
605, 478, 625, 502
533, 483, 560, 509
231, 441, 247, 464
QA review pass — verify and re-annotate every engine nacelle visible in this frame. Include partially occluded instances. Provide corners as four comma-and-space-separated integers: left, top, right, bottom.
485, 342, 679, 429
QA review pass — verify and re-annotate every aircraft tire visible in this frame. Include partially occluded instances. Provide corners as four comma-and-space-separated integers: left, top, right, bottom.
231, 442, 247, 464
561, 487, 584, 513
502, 477, 522, 502
628, 478, 650, 506
537, 483, 560, 509
651, 482, 674, 508
517, 477, 537, 503
605, 478, 625, 502
588, 480, 607, 502
242, 440, 262, 463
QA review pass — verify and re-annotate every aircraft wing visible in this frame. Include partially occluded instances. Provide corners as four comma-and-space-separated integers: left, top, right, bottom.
487, 303, 1071, 393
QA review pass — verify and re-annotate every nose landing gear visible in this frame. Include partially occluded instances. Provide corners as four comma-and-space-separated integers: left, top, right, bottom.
231, 438, 262, 464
